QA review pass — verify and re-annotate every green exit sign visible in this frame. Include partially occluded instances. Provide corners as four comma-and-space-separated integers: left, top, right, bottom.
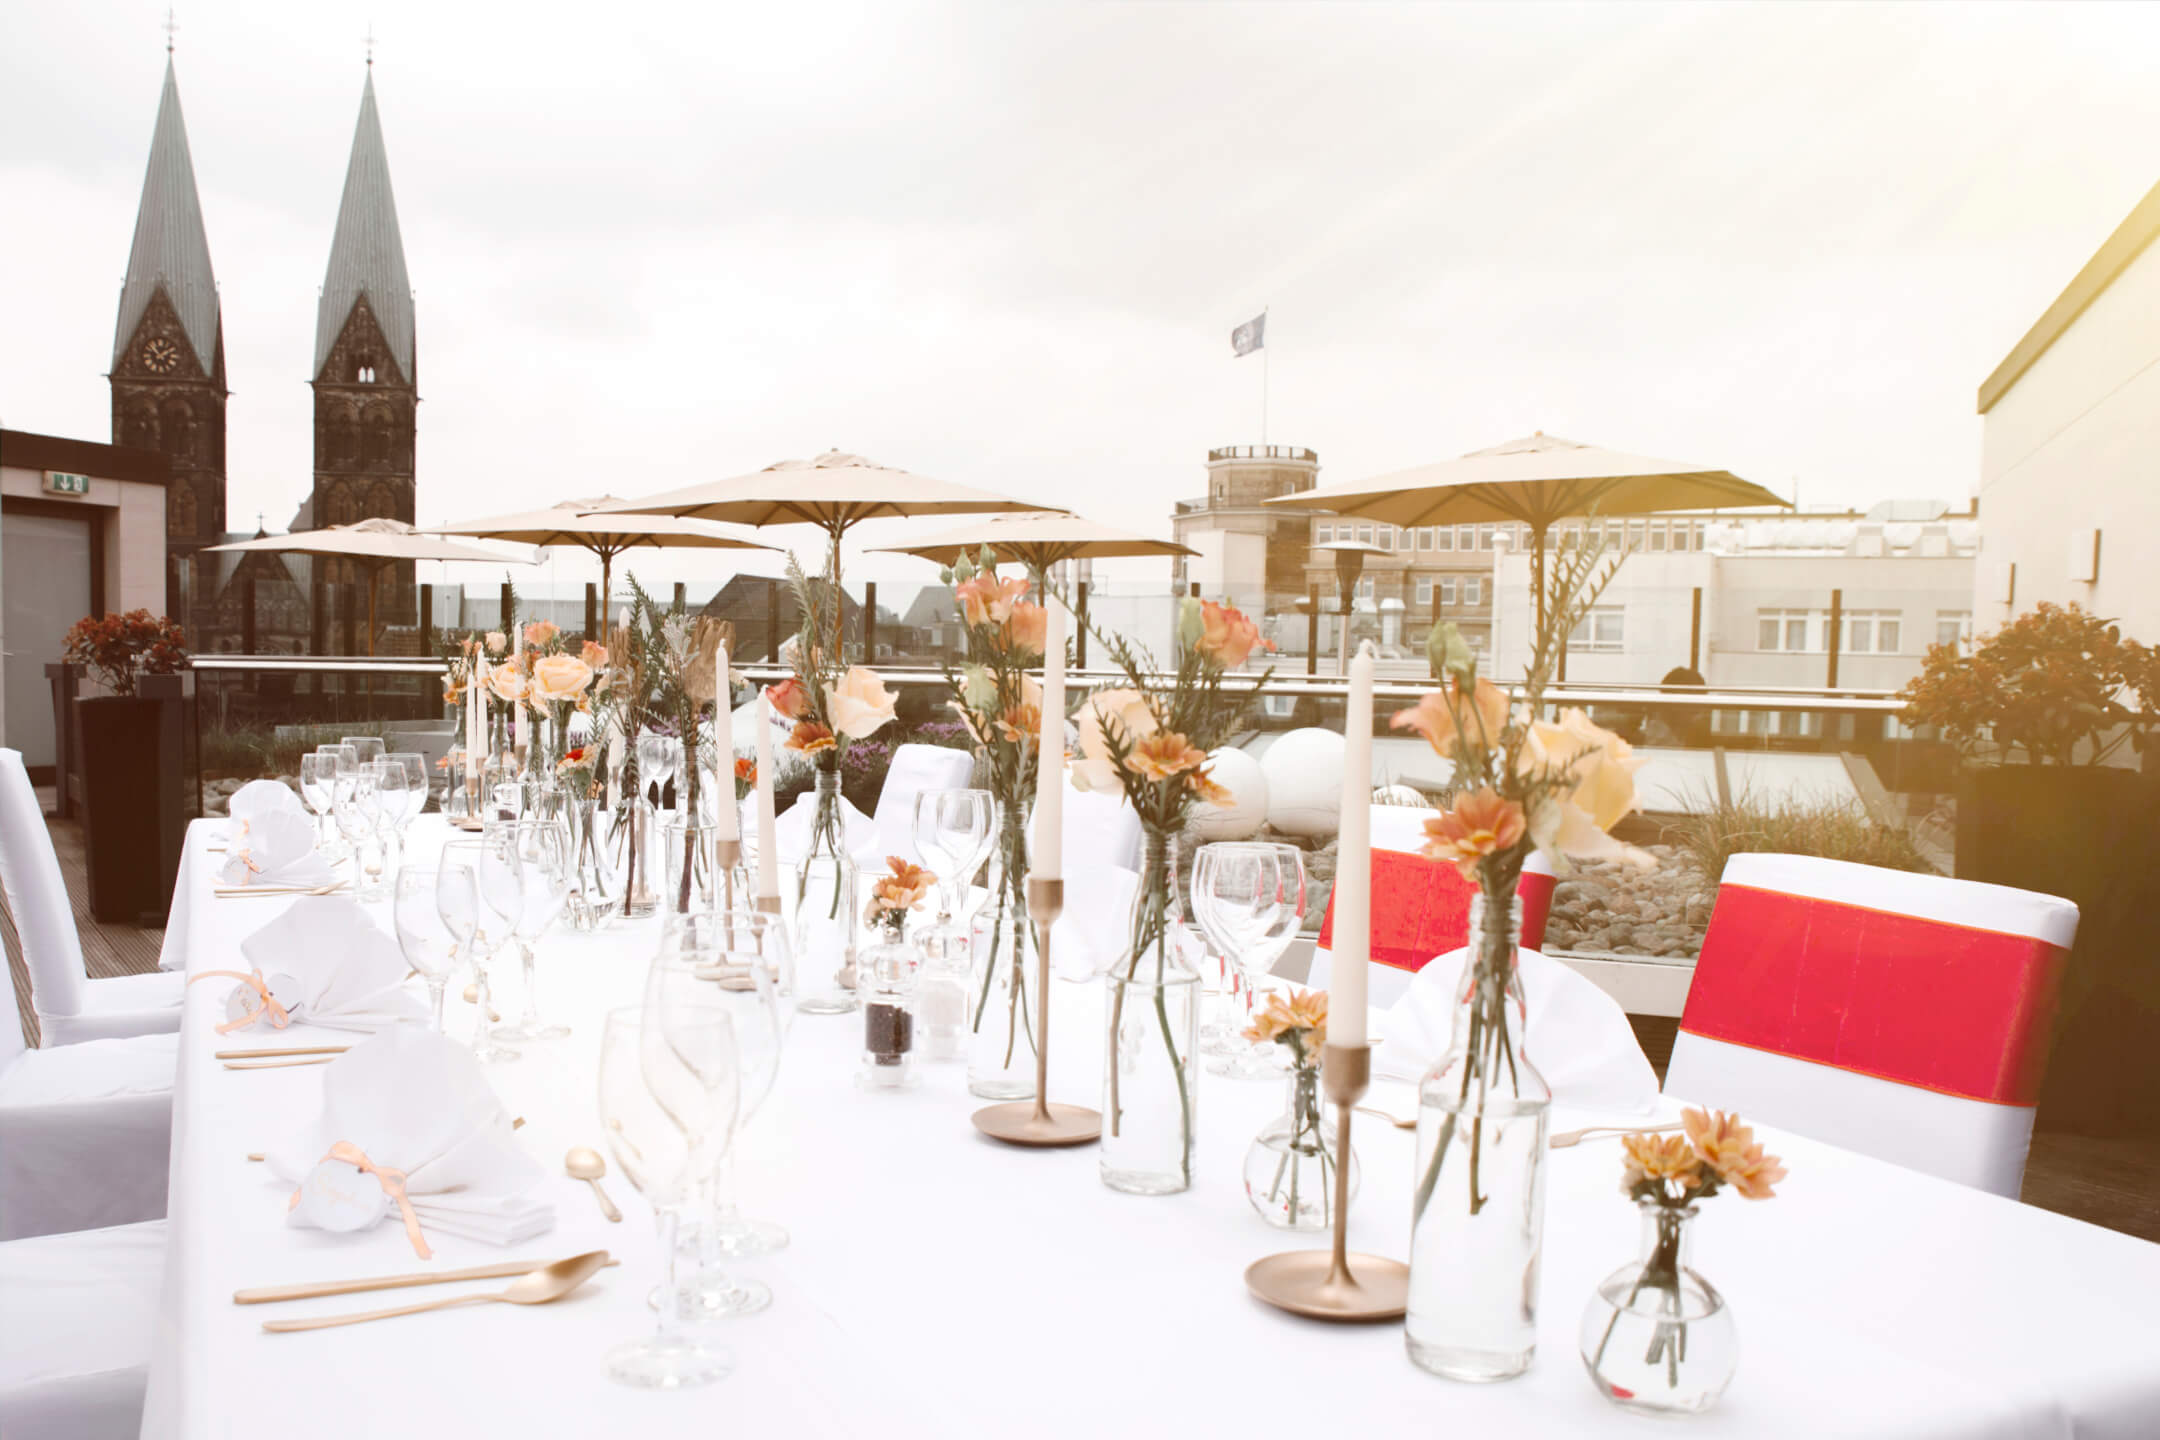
42, 470, 91, 497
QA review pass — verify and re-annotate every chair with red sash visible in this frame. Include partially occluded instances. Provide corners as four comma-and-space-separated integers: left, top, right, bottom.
1664, 853, 2078, 1199
1308, 803, 1556, 1008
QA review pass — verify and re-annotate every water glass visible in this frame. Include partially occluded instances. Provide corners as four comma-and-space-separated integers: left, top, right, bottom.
393, 866, 458, 1030
597, 1008, 733, 1391
297, 752, 335, 851
334, 770, 387, 901
495, 817, 572, 1043
1191, 842, 1307, 1080
341, 735, 385, 768
440, 835, 524, 1063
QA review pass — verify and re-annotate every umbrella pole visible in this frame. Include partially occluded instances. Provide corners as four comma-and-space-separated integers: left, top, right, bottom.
366, 567, 380, 720
829, 524, 845, 662
600, 551, 612, 625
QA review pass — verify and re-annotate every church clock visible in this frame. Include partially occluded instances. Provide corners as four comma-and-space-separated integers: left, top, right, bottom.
141, 336, 181, 373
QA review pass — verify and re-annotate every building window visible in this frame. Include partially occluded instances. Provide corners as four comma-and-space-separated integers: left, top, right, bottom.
1648, 522, 1667, 552
1935, 611, 1971, 651
1378, 527, 1394, 552
1356, 577, 1375, 600
1569, 606, 1625, 652
1626, 520, 1646, 550
1414, 577, 1433, 606
1357, 524, 1374, 544
1841, 611, 1902, 655
1477, 524, 1497, 551
1416, 527, 1435, 551
1463, 577, 1482, 606
1440, 578, 1457, 604
1314, 524, 1332, 544
1455, 524, 1474, 551
1434, 527, 1453, 551
1758, 609, 1812, 652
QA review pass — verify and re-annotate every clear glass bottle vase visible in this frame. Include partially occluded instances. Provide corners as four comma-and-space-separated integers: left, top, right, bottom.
966, 811, 1036, 1099
1578, 1200, 1737, 1414
1101, 828, 1200, 1196
606, 740, 657, 920
792, 769, 858, 1015
1406, 888, 1551, 1382
562, 783, 617, 932
1243, 1063, 1358, 1230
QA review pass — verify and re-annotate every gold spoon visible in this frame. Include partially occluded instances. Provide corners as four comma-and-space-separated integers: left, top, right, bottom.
1355, 1105, 1417, 1131
1549, 1121, 1683, 1150
260, 1250, 610, 1332
565, 1147, 621, 1222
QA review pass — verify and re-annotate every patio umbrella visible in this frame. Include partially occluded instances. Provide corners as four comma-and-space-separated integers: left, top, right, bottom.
600, 450, 1054, 655
423, 498, 776, 615
208, 517, 534, 655
1263, 432, 1789, 631
868, 511, 1195, 576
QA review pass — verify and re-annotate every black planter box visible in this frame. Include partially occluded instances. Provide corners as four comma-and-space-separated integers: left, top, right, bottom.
1956, 764, 2160, 1136
72, 674, 193, 926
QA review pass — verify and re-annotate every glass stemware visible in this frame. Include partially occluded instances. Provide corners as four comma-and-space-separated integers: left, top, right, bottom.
341, 735, 386, 768
645, 912, 787, 1317
494, 817, 572, 1043
1191, 842, 1308, 1080
369, 758, 413, 880
598, 1007, 733, 1391
386, 750, 429, 824
913, 788, 994, 945
297, 752, 335, 852
440, 835, 525, 1063
392, 866, 458, 1031
334, 769, 387, 901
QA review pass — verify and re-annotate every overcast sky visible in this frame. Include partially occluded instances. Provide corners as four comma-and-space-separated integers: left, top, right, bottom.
4, 1, 2159, 594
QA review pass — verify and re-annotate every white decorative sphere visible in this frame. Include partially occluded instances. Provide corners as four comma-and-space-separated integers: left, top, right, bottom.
1190, 747, 1269, 841
1262, 728, 1346, 838
1373, 784, 1430, 809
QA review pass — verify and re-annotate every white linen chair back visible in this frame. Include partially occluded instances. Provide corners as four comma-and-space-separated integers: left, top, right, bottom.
1665, 853, 2080, 1199
0, 750, 87, 1027
0, 931, 27, 1072
1062, 787, 1143, 874
871, 745, 977, 867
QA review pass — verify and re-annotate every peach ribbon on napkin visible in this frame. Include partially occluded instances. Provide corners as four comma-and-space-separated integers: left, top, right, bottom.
288, 1141, 433, 1259
190, 968, 291, 1034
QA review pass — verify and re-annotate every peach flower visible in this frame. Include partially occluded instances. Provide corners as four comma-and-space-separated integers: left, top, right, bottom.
1195, 600, 1261, 669
1391, 678, 1510, 759
825, 666, 897, 740
785, 721, 836, 756
1125, 731, 1208, 784
1520, 707, 1650, 869
1243, 988, 1328, 1055
530, 653, 595, 703
1070, 689, 1157, 793
483, 630, 507, 655
764, 675, 810, 720
1004, 600, 1048, 658
580, 640, 608, 669
1622, 1132, 1704, 1193
956, 573, 1029, 629
1186, 765, 1233, 806
1682, 1108, 1787, 1200
486, 661, 528, 704
1420, 787, 1528, 879
525, 620, 561, 647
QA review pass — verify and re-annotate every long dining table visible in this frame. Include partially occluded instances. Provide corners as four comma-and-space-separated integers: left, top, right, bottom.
142, 815, 2160, 1439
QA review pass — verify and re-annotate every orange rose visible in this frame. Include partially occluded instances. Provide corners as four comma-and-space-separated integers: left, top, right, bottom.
785, 720, 836, 755
1195, 600, 1260, 669
579, 640, 608, 669
1390, 678, 1510, 759
957, 572, 1029, 629
1004, 600, 1048, 658
1419, 787, 1527, 880
764, 676, 810, 720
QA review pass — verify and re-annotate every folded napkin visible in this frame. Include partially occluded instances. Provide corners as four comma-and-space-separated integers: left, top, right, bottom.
229, 896, 428, 1033
774, 789, 880, 868
218, 807, 333, 889
1376, 944, 1660, 1114
224, 778, 305, 846
269, 1026, 553, 1252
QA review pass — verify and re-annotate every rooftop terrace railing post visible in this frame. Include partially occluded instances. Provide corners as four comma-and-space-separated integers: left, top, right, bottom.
310, 575, 326, 657
1689, 587, 1702, 672
583, 583, 597, 643
864, 581, 879, 661
1827, 588, 1843, 689
765, 578, 781, 661
242, 576, 257, 654
419, 584, 435, 656
499, 581, 513, 633
673, 581, 687, 614
1308, 584, 1321, 678
1076, 581, 1090, 669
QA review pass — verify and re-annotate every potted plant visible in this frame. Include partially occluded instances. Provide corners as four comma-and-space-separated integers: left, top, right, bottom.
61, 610, 193, 924
1898, 601, 2160, 1134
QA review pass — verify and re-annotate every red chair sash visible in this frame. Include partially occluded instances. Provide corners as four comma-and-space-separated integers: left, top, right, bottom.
1317, 850, 1552, 972
1681, 882, 2070, 1105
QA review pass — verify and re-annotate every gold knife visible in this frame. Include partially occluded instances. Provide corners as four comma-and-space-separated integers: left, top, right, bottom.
223, 1055, 337, 1070
234, 1254, 618, 1305
215, 1045, 350, 1060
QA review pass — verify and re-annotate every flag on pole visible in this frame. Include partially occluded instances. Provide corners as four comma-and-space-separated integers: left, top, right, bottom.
1230, 311, 1266, 357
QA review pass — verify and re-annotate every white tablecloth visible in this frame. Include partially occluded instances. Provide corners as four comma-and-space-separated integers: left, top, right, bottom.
144, 819, 2160, 1439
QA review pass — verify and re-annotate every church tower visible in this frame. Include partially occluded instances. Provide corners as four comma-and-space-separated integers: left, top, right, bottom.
311, 65, 416, 537
110, 54, 227, 614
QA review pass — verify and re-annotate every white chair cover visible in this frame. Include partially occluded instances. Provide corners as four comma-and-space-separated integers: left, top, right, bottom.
0, 749, 183, 1044
0, 967, 172, 1241
869, 744, 977, 868
1664, 853, 2081, 1198
0, 1219, 162, 1440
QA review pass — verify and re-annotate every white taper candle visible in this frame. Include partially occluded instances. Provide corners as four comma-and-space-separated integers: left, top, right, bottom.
755, 693, 779, 899
712, 643, 737, 840
1331, 641, 1374, 1047
1033, 590, 1066, 880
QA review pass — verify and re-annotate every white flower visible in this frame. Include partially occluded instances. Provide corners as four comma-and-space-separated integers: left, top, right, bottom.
825, 666, 897, 740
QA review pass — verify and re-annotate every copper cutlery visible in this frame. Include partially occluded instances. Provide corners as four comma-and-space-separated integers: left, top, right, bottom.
258, 1252, 613, 1331
236, 1252, 616, 1306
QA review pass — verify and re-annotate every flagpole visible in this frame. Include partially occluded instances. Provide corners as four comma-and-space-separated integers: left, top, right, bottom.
1262, 306, 1270, 444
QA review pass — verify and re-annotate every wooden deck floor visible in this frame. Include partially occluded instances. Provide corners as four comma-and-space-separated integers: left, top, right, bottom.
3, 812, 2154, 1243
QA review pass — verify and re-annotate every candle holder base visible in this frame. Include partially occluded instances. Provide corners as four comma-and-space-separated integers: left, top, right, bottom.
449, 816, 483, 833
1244, 1250, 1409, 1321
971, 1101, 1101, 1148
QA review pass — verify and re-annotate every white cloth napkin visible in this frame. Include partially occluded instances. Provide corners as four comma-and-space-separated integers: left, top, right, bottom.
232, 896, 427, 1033
217, 808, 332, 889
269, 1026, 553, 1248
1376, 944, 1660, 1115
774, 790, 881, 868
224, 779, 305, 846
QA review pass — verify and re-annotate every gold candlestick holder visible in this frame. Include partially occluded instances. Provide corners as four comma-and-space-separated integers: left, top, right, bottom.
1245, 1042, 1409, 1321
971, 876, 1102, 1147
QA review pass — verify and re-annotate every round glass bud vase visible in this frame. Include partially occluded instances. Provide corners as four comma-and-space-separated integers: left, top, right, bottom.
858, 914, 921, 1090
1243, 1065, 1358, 1230
1579, 1201, 1738, 1414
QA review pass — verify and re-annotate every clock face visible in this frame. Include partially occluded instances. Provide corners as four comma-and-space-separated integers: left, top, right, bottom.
141, 337, 180, 374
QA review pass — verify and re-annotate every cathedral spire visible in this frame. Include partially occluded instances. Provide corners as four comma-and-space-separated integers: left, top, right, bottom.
315, 69, 414, 385
113, 57, 220, 373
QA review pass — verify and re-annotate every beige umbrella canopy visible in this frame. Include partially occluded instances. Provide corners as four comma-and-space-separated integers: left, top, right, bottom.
424, 497, 776, 613
601, 451, 1055, 653
868, 511, 1195, 576
208, 517, 535, 655
1264, 432, 1789, 630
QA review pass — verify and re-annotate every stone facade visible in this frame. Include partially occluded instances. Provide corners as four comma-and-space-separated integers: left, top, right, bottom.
109, 285, 226, 603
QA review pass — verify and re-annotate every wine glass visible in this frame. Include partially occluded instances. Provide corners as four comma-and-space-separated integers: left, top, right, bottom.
334, 768, 386, 901
597, 1007, 733, 1391
1191, 842, 1307, 1080
393, 866, 458, 1031
494, 817, 572, 1043
645, 915, 782, 1317
369, 758, 413, 877
913, 788, 994, 950
297, 752, 334, 851
440, 836, 525, 1063
317, 744, 359, 859
385, 750, 430, 823
342, 735, 386, 768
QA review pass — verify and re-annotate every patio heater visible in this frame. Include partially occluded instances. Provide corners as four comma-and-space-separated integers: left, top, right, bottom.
1317, 539, 1386, 677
